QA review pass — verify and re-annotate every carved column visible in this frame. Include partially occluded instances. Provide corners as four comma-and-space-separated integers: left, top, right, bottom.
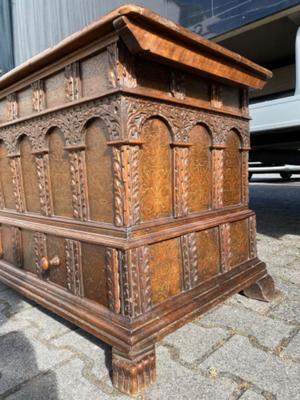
10, 156, 25, 212
219, 223, 231, 273
65, 239, 84, 297
172, 143, 190, 218
67, 146, 89, 221
180, 232, 198, 290
110, 140, 142, 227
106, 246, 152, 318
211, 145, 225, 209
241, 148, 250, 205
7, 93, 18, 121
32, 80, 46, 112
249, 215, 257, 259
65, 62, 81, 101
35, 152, 53, 216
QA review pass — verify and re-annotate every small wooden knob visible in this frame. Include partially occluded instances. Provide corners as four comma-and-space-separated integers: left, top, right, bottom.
39, 255, 60, 271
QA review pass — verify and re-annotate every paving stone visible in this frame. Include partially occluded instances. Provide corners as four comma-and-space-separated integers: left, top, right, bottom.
0, 281, 8, 292
284, 332, 300, 359
201, 335, 300, 400
161, 323, 228, 364
273, 277, 300, 300
0, 330, 74, 395
146, 346, 238, 400
0, 288, 34, 316
269, 299, 300, 324
5, 358, 128, 400
14, 306, 75, 341
53, 329, 111, 379
239, 390, 267, 400
226, 293, 273, 315
271, 265, 300, 286
199, 304, 292, 348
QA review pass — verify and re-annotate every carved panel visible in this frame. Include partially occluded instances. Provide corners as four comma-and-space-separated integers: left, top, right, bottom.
22, 230, 36, 273
219, 223, 231, 273
169, 71, 186, 100
10, 157, 25, 212
149, 238, 182, 305
20, 136, 41, 213
223, 130, 242, 206
48, 128, 73, 217
81, 243, 108, 306
112, 144, 140, 226
188, 125, 212, 213
85, 119, 114, 223
229, 219, 249, 268
0, 142, 15, 209
7, 94, 18, 121
106, 248, 121, 313
65, 239, 84, 297
119, 246, 152, 318
180, 232, 198, 290
212, 148, 224, 209
65, 62, 81, 101
81, 51, 111, 96
173, 146, 189, 217
249, 215, 257, 259
35, 154, 53, 216
32, 80, 46, 112
196, 228, 220, 281
69, 150, 89, 221
139, 118, 172, 222
1, 226, 22, 267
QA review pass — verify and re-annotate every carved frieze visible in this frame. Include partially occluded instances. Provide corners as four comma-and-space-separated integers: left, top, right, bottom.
180, 232, 198, 290
65, 62, 81, 101
32, 80, 46, 112
65, 239, 84, 296
35, 154, 53, 216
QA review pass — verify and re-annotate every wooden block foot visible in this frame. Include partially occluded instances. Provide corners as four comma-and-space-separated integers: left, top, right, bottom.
112, 346, 156, 396
243, 274, 275, 302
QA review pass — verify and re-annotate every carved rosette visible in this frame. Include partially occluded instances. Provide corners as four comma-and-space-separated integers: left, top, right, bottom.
241, 149, 249, 205
173, 145, 189, 217
11, 227, 22, 268
10, 157, 25, 212
65, 62, 81, 101
112, 144, 140, 227
35, 154, 53, 216
112, 347, 156, 395
32, 80, 46, 112
219, 223, 231, 272
65, 239, 84, 297
119, 246, 152, 318
68, 150, 89, 221
249, 215, 257, 259
34, 232, 47, 276
7, 94, 18, 121
180, 232, 198, 290
106, 247, 121, 313
211, 146, 224, 208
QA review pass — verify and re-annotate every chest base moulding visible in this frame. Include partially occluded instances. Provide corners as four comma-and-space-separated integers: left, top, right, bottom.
0, 4, 275, 396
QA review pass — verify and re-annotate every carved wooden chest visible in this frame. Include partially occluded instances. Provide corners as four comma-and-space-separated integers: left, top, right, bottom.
0, 5, 275, 396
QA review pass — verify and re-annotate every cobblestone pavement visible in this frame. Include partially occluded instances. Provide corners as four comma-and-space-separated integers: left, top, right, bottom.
0, 175, 299, 400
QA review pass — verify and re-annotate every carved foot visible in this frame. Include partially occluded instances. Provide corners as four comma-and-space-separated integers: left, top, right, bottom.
243, 274, 275, 302
112, 346, 156, 396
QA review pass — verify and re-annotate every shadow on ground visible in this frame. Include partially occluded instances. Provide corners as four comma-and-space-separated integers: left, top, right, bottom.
249, 176, 300, 238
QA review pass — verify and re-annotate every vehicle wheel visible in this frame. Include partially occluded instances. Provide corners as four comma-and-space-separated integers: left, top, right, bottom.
248, 172, 252, 181
280, 172, 292, 181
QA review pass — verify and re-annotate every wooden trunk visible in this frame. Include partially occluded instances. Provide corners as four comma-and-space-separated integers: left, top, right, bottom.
0, 5, 275, 396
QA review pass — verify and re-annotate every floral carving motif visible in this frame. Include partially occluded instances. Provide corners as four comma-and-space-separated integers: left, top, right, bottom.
65, 62, 81, 101
10, 157, 25, 212
32, 80, 46, 112
7, 94, 18, 121
106, 247, 121, 313
34, 232, 47, 276
219, 223, 231, 272
181, 232, 198, 290
241, 150, 249, 205
35, 154, 53, 216
173, 146, 189, 217
212, 148, 224, 208
249, 216, 257, 259
65, 239, 84, 296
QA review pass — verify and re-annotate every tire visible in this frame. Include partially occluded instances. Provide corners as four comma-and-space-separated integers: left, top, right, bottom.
280, 172, 292, 181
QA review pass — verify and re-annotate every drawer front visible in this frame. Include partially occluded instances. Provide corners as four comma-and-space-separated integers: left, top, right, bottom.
0, 225, 109, 308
